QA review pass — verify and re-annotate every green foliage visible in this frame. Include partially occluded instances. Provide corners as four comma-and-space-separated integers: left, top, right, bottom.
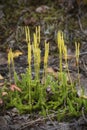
1, 27, 87, 121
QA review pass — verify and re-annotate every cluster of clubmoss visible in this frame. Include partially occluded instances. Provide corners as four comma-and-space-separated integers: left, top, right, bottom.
2, 26, 87, 121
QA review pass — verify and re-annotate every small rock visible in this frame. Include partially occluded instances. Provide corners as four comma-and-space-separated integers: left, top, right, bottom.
36, 5, 50, 13
0, 116, 7, 125
0, 10, 4, 19
0, 116, 10, 130
4, 115, 12, 124
11, 108, 19, 116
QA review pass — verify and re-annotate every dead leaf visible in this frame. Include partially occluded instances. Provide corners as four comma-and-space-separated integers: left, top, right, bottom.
2, 92, 8, 96
13, 50, 23, 58
10, 84, 22, 92
0, 74, 4, 80
36, 5, 50, 13
46, 67, 58, 78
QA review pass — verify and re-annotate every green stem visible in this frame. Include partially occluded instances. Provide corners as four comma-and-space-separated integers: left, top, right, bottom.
28, 66, 32, 110
59, 50, 63, 81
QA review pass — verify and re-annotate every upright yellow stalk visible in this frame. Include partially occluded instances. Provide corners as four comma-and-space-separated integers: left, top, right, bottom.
33, 47, 41, 80
36, 26, 40, 45
57, 31, 63, 79
25, 26, 31, 76
25, 26, 32, 108
33, 33, 37, 48
63, 45, 72, 84
28, 43, 31, 67
33, 26, 40, 49
38, 26, 40, 43
8, 48, 16, 86
25, 26, 30, 44
44, 41, 49, 79
37, 48, 41, 68
57, 31, 72, 83
33, 26, 41, 80
75, 42, 80, 66
61, 32, 65, 53
8, 49, 12, 84
57, 31, 62, 53
75, 42, 80, 86
63, 45, 67, 61
8, 48, 14, 65
28, 42, 32, 79
27, 43, 32, 107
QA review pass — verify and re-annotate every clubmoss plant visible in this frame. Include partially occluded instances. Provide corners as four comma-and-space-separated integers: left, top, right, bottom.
57, 31, 63, 78
25, 26, 32, 110
8, 48, 15, 84
4, 26, 87, 120
27, 43, 32, 108
57, 31, 72, 85
44, 40, 49, 83
25, 26, 30, 44
32, 26, 41, 81
7, 48, 22, 108
24, 26, 46, 114
75, 42, 80, 86
63, 44, 72, 86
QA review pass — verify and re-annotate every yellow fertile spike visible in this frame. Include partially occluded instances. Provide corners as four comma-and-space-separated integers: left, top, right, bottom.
64, 45, 67, 61
25, 26, 30, 44
44, 41, 49, 65
38, 26, 40, 44
75, 42, 80, 65
61, 32, 65, 52
33, 47, 40, 65
58, 31, 65, 54
33, 33, 37, 48
8, 48, 14, 65
37, 48, 41, 66
28, 43, 31, 65
36, 26, 40, 44
57, 31, 61, 49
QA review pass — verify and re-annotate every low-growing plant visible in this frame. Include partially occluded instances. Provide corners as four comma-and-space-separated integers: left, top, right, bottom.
75, 42, 80, 85
1, 26, 87, 121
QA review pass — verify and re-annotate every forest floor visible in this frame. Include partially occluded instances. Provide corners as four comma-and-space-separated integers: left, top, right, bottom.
0, 1, 87, 130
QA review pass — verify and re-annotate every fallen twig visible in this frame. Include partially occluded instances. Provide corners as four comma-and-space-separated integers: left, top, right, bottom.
82, 107, 87, 123
77, 15, 87, 36
16, 112, 58, 130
